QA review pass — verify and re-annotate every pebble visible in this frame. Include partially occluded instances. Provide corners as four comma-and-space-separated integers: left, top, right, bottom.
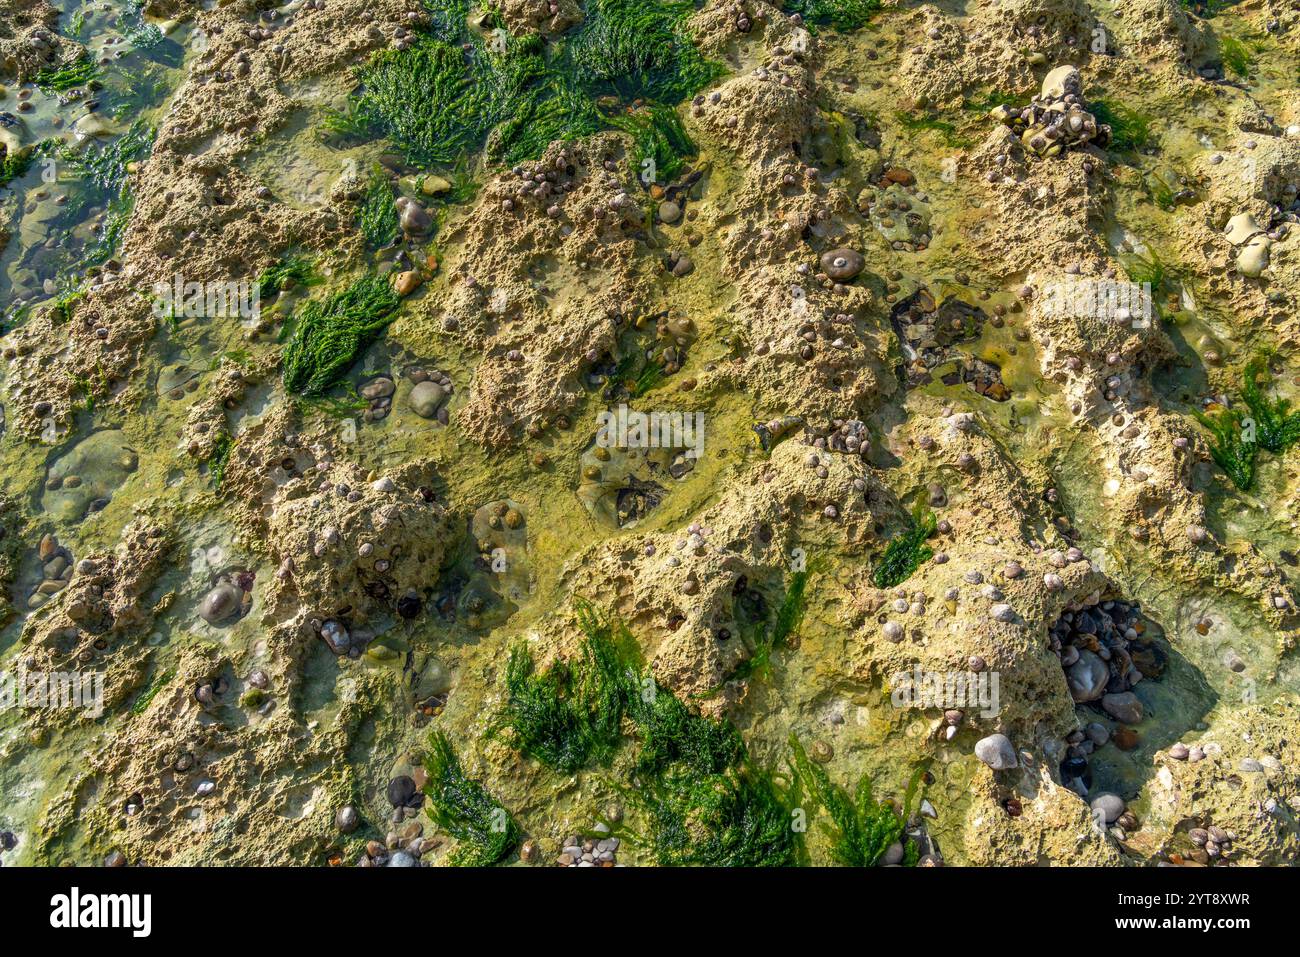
819, 247, 864, 281
394, 270, 423, 296
198, 581, 242, 624
336, 805, 360, 833
408, 381, 445, 418
1101, 691, 1143, 725
989, 603, 1015, 623
1090, 793, 1125, 824
974, 733, 1018, 770
658, 200, 682, 224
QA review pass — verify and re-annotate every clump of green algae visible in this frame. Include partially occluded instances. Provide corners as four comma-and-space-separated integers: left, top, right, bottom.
333, 0, 717, 176
256, 256, 320, 300
1089, 99, 1153, 154
872, 501, 937, 588
789, 735, 920, 866
782, 0, 881, 32
281, 275, 401, 396
33, 54, 100, 93
496, 602, 801, 865
1193, 359, 1300, 491
1242, 358, 1300, 454
359, 166, 401, 249
424, 730, 522, 865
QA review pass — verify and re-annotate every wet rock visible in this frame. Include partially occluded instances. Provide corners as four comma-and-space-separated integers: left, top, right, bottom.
320, 619, 350, 654
387, 775, 418, 808
361, 377, 396, 400
396, 196, 431, 234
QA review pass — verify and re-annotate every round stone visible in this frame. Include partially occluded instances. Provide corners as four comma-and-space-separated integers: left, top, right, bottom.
974, 733, 1018, 770
199, 582, 242, 624
408, 381, 446, 418
1090, 793, 1125, 824
658, 200, 682, 224
336, 805, 360, 833
1101, 691, 1143, 725
819, 247, 864, 281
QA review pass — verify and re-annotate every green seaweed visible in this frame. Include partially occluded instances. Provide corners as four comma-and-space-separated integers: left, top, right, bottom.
340, 0, 716, 171
629, 679, 746, 777
1193, 404, 1257, 491
292, 387, 370, 420
206, 433, 233, 490
50, 284, 87, 323
1241, 359, 1300, 455
257, 256, 320, 299
789, 735, 919, 866
606, 103, 695, 184
782, 0, 880, 31
893, 110, 967, 147
281, 275, 401, 396
1, 140, 59, 191
638, 762, 798, 866
423, 730, 521, 866
1090, 99, 1153, 154
872, 501, 937, 589
1218, 35, 1253, 78
0, 151, 33, 190
131, 668, 175, 716
962, 89, 1019, 114
122, 0, 165, 50
60, 120, 155, 193
359, 167, 401, 249
85, 190, 135, 269
496, 600, 639, 773
1178, 0, 1229, 15
34, 54, 100, 93
712, 566, 813, 690
566, 0, 725, 104
349, 31, 602, 169
497, 600, 801, 865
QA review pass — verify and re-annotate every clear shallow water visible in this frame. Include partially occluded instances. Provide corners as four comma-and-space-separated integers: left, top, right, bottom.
1, 1, 192, 318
